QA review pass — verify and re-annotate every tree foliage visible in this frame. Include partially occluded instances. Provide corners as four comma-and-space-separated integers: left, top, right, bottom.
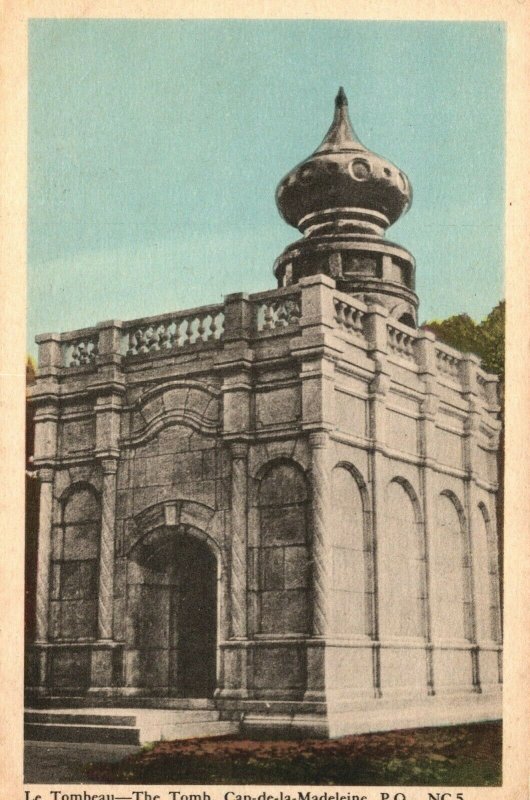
422, 300, 505, 382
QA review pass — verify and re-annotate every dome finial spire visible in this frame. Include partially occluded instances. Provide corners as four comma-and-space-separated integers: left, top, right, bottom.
315, 86, 363, 153
336, 86, 348, 107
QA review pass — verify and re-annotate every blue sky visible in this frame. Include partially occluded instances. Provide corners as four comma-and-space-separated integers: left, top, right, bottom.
28, 20, 505, 354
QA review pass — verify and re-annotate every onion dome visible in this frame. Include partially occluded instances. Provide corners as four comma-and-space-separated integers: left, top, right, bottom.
276, 87, 412, 236
274, 88, 418, 326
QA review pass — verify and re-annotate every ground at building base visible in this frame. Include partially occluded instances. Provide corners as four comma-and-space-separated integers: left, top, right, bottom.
80, 722, 501, 786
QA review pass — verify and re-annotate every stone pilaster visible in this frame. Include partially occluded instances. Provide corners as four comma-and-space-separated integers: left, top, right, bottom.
308, 431, 333, 637
230, 441, 249, 639
415, 329, 438, 695
93, 366, 122, 645
35, 468, 54, 644
364, 303, 390, 698
97, 458, 118, 641
304, 431, 333, 702
461, 356, 482, 692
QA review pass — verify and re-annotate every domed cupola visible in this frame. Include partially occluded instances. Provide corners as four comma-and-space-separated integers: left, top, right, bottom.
274, 88, 419, 327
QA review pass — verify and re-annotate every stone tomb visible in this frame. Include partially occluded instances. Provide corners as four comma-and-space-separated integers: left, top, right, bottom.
27, 90, 502, 737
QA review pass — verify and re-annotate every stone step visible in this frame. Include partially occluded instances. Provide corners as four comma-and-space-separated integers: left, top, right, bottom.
143, 721, 239, 741
26, 695, 216, 710
24, 706, 239, 744
24, 722, 142, 745
219, 698, 327, 716
25, 711, 138, 726
25, 709, 220, 726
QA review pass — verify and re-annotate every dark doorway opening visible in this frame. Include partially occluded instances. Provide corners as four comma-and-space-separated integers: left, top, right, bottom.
128, 526, 217, 697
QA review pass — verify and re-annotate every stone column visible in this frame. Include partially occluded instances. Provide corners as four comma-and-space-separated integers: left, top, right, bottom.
35, 468, 54, 644
309, 431, 332, 638
304, 431, 332, 702
230, 441, 248, 640
97, 457, 118, 641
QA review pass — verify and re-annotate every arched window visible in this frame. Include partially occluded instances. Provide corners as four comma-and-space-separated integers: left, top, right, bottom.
330, 465, 370, 636
50, 485, 100, 640
430, 492, 470, 641
475, 503, 501, 642
256, 461, 310, 634
378, 479, 425, 638
398, 313, 416, 329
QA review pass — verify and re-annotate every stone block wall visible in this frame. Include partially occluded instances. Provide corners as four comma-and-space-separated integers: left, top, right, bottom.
28, 276, 502, 733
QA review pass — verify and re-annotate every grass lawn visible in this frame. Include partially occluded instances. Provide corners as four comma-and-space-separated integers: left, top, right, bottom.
85, 722, 501, 786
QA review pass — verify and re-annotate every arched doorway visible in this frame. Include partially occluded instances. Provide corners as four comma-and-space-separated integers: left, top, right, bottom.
127, 525, 217, 697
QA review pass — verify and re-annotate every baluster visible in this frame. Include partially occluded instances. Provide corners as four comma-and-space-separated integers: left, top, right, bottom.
210, 314, 219, 340
177, 318, 188, 346
127, 331, 136, 356
158, 322, 171, 350
263, 302, 274, 330
134, 328, 146, 354
288, 299, 301, 324
191, 317, 201, 343
69, 344, 79, 367
276, 301, 289, 327
197, 315, 207, 342
344, 304, 355, 333
79, 342, 89, 364
167, 321, 177, 348
146, 325, 159, 351
334, 300, 345, 329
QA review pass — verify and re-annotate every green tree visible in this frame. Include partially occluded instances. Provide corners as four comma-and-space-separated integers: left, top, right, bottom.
422, 300, 505, 383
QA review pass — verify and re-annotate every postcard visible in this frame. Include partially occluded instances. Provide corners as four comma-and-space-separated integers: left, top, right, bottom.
0, 3, 528, 800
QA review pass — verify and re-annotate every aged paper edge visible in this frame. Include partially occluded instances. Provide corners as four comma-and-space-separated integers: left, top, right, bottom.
0, 1, 528, 798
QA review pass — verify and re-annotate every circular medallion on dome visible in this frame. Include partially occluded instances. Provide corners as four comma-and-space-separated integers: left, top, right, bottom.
349, 158, 371, 181
299, 165, 314, 183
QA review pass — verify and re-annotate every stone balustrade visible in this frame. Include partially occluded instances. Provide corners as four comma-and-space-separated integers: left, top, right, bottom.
387, 320, 416, 362
36, 279, 498, 409
122, 305, 225, 356
435, 342, 462, 379
254, 290, 302, 332
333, 293, 365, 337
62, 332, 99, 368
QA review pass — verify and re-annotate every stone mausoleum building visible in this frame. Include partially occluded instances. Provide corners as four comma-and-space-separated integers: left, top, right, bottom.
27, 89, 502, 741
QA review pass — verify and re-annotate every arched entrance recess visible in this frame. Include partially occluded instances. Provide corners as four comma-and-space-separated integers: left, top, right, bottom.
127, 524, 218, 697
